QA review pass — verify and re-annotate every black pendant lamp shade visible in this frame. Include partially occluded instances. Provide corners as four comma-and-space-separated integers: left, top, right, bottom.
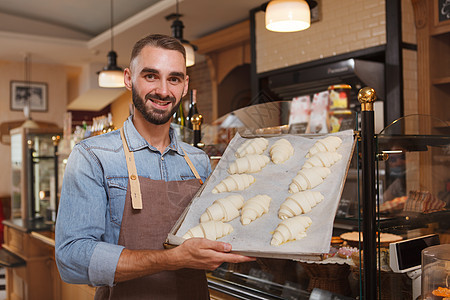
170, 1, 197, 67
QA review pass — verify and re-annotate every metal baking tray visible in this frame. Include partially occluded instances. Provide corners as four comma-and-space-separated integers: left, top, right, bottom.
166, 130, 356, 260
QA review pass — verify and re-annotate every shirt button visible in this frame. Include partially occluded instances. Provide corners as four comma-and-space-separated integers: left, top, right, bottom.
161, 156, 164, 161
130, 174, 137, 180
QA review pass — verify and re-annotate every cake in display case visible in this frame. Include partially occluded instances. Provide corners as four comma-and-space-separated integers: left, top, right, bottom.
422, 244, 450, 300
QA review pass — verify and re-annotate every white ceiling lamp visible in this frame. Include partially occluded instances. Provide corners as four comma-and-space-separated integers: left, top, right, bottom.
98, 0, 125, 88
170, 0, 197, 67
265, 0, 316, 33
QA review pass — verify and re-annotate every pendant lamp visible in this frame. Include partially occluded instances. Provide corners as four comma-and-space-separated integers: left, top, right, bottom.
22, 53, 39, 129
98, 0, 125, 88
171, 0, 197, 67
265, 0, 316, 32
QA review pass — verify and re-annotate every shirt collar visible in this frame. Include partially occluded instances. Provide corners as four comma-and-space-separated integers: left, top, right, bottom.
122, 116, 184, 156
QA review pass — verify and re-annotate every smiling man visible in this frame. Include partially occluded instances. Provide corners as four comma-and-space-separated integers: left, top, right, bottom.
55, 34, 254, 300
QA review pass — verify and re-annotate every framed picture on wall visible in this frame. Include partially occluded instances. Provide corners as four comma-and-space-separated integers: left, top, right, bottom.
10, 81, 48, 112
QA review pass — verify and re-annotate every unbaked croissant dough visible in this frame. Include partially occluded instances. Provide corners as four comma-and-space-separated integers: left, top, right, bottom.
306, 136, 342, 157
289, 167, 330, 193
271, 216, 312, 246
200, 194, 244, 223
302, 152, 342, 169
182, 220, 233, 240
235, 137, 269, 158
212, 174, 255, 194
270, 138, 294, 164
240, 194, 272, 225
278, 191, 324, 219
228, 154, 270, 174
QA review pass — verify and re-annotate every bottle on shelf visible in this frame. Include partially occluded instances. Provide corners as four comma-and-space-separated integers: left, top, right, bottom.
185, 89, 199, 130
172, 99, 185, 140
173, 100, 185, 127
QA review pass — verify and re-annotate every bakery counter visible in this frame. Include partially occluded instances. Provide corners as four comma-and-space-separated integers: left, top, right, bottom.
1, 220, 96, 300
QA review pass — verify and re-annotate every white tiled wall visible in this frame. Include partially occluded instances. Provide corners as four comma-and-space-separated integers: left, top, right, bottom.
401, 0, 418, 132
403, 49, 418, 131
402, 0, 417, 45
255, 0, 387, 74
255, 0, 419, 122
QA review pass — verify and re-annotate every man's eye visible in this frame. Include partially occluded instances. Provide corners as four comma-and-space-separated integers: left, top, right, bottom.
169, 77, 181, 83
145, 74, 156, 80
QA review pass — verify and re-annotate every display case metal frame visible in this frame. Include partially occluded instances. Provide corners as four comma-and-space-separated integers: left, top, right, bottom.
9, 126, 62, 230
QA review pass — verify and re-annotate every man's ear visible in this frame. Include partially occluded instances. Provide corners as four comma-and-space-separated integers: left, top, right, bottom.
182, 75, 189, 97
124, 68, 132, 91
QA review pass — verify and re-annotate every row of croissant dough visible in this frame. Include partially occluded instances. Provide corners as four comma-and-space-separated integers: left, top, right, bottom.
182, 135, 343, 246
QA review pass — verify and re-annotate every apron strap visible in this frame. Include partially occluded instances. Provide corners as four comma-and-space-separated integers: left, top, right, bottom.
120, 127, 143, 209
180, 147, 204, 185
119, 127, 204, 209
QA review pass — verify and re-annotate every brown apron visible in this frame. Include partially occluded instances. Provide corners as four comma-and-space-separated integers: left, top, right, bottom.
95, 128, 209, 300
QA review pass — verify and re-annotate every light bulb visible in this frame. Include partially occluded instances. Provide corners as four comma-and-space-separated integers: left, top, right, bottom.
98, 70, 125, 88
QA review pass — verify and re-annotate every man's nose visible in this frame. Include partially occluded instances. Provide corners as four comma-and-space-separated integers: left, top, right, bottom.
155, 80, 170, 97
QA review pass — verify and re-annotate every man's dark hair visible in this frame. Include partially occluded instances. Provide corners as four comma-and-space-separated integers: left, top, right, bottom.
130, 34, 186, 64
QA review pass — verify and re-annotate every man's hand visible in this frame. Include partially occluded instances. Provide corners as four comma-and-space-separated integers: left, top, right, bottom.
168, 238, 255, 271
114, 238, 254, 283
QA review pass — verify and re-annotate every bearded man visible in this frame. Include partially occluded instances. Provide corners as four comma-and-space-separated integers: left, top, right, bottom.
55, 34, 254, 300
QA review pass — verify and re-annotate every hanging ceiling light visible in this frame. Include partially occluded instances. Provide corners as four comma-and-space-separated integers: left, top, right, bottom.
265, 0, 317, 33
98, 0, 125, 88
170, 0, 197, 67
21, 53, 39, 128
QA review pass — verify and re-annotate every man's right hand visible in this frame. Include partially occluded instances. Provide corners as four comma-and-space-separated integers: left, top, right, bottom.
168, 238, 255, 271
114, 238, 255, 283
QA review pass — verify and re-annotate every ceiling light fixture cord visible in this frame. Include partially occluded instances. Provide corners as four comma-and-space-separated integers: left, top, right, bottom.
24, 53, 31, 120
25, 54, 31, 93
24, 54, 29, 87
110, 0, 114, 51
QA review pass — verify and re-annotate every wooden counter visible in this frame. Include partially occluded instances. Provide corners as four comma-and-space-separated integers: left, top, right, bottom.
2, 220, 95, 300
2, 220, 229, 299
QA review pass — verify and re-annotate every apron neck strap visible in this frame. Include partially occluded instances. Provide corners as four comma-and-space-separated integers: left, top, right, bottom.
119, 127, 204, 210
180, 147, 204, 185
120, 127, 143, 209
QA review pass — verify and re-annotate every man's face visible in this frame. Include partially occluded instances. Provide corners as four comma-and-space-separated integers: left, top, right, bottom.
124, 46, 188, 125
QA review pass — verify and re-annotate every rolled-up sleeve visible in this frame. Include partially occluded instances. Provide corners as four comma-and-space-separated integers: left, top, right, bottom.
55, 144, 124, 286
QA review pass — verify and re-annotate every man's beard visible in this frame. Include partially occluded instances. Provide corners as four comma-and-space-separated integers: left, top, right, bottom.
132, 86, 181, 125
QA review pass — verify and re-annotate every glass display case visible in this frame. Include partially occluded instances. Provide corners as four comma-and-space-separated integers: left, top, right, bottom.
372, 115, 449, 300
375, 115, 449, 232
10, 126, 62, 230
200, 100, 449, 299
198, 101, 360, 299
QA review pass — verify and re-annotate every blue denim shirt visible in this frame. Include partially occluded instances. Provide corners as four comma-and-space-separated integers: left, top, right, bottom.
55, 116, 211, 287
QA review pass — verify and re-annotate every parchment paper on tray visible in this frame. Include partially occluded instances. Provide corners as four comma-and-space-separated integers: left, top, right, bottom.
168, 129, 355, 259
